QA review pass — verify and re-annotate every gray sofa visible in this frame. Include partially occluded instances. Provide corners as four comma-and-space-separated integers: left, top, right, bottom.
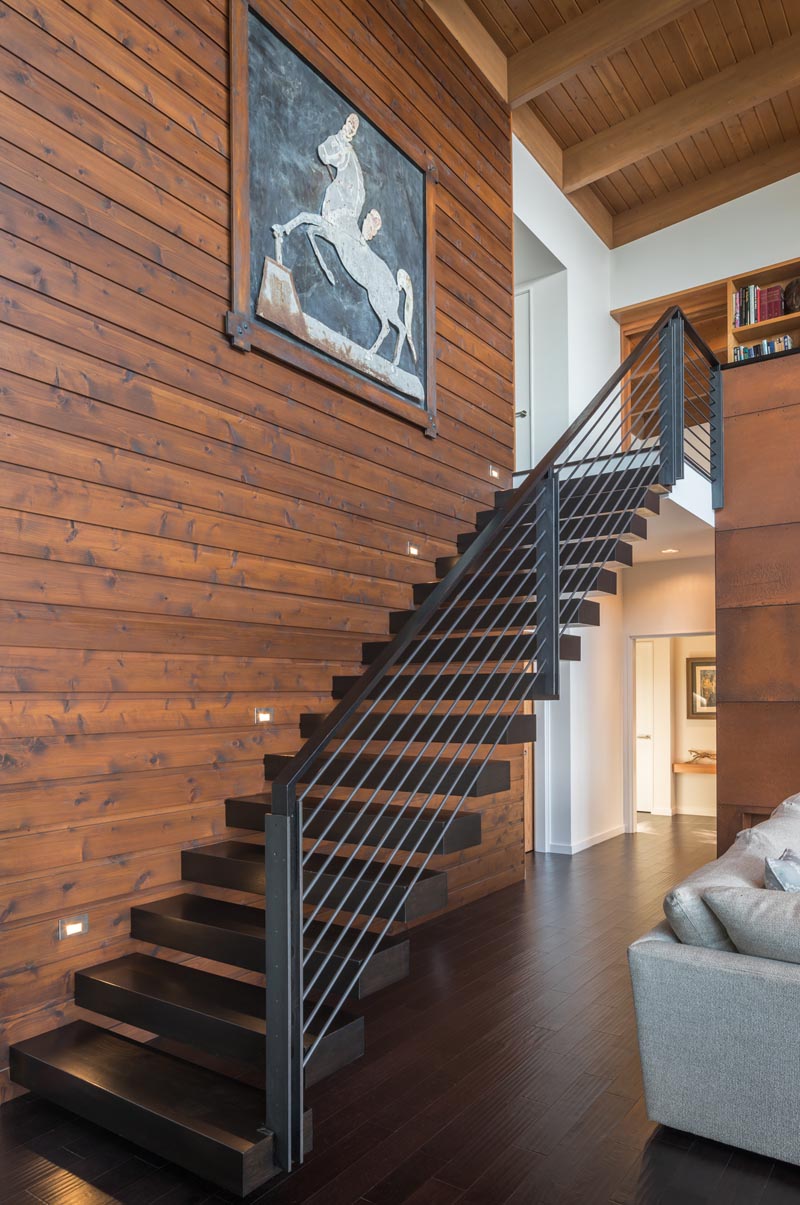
629, 795, 800, 1165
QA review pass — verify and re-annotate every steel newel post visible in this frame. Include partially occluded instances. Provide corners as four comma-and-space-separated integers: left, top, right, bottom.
264, 780, 304, 1170
537, 469, 560, 700
709, 362, 724, 509
657, 313, 686, 488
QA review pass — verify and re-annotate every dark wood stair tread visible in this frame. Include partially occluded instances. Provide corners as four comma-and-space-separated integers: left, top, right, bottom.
181, 843, 448, 922
262, 753, 508, 799
361, 632, 580, 666
299, 707, 536, 746
9, 1020, 278, 1197
76, 954, 363, 1088
227, 792, 482, 854
131, 893, 409, 997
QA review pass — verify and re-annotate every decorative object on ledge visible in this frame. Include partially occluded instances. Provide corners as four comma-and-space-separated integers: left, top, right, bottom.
673, 761, 717, 774
688, 749, 717, 763
686, 657, 716, 719
228, 1, 438, 434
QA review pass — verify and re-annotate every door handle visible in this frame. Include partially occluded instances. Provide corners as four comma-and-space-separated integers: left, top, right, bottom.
637, 734, 652, 739
516, 409, 528, 418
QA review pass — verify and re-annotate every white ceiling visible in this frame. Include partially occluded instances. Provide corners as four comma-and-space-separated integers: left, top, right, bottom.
632, 498, 715, 564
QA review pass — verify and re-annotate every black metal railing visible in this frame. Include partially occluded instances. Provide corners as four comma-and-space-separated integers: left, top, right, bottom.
264, 307, 723, 1167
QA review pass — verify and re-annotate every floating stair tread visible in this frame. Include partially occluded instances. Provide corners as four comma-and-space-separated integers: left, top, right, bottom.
77, 953, 264, 1035
332, 664, 576, 701
262, 753, 508, 799
226, 792, 482, 853
131, 894, 409, 997
10, 1020, 275, 1197
299, 708, 536, 746
182, 843, 447, 922
76, 954, 364, 1086
185, 840, 445, 890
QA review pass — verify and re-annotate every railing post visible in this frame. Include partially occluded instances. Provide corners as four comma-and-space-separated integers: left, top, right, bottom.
658, 312, 685, 488
264, 780, 304, 1170
709, 361, 724, 509
535, 468, 560, 700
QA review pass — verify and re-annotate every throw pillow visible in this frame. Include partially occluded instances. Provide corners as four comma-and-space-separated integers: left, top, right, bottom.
704, 886, 800, 965
663, 827, 776, 950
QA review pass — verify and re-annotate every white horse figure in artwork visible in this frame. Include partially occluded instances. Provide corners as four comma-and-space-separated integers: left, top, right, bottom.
272, 114, 418, 369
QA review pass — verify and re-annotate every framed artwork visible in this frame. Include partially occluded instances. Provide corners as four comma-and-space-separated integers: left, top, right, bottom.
687, 658, 717, 719
228, 1, 438, 435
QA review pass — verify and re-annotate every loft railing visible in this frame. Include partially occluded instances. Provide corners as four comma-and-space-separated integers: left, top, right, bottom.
264, 307, 723, 1167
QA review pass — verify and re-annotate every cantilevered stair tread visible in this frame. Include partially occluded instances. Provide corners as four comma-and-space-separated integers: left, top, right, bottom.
9, 1020, 277, 1197
226, 792, 482, 854
181, 842, 448, 922
262, 752, 507, 798
75, 954, 363, 1087
131, 894, 409, 997
299, 707, 536, 746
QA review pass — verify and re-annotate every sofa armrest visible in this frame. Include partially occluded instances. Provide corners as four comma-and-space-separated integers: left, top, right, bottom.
628, 936, 800, 1166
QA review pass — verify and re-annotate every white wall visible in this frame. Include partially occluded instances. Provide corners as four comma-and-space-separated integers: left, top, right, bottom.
611, 172, 800, 311
513, 138, 619, 421
672, 635, 717, 817
623, 556, 716, 637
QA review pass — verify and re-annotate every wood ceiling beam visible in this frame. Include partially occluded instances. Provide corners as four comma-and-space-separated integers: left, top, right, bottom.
425, 0, 509, 100
564, 33, 800, 193
613, 136, 800, 246
508, 0, 702, 108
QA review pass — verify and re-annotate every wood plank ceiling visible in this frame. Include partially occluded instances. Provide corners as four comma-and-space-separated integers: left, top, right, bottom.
446, 0, 800, 246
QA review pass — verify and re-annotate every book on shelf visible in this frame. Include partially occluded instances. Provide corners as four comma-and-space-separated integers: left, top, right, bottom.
732, 334, 794, 362
732, 283, 786, 328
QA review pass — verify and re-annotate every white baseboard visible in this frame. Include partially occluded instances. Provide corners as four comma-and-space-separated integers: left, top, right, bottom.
548, 824, 626, 855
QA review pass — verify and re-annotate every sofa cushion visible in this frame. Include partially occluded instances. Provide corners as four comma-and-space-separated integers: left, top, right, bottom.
704, 886, 800, 965
663, 828, 777, 950
765, 849, 800, 892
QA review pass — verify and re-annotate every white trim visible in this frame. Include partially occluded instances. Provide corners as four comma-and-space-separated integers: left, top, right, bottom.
548, 824, 626, 856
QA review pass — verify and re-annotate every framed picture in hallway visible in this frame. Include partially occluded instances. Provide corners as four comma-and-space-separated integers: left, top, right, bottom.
687, 658, 717, 719
227, 0, 438, 435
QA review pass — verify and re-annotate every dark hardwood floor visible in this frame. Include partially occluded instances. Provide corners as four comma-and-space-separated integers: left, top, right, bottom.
5, 813, 800, 1205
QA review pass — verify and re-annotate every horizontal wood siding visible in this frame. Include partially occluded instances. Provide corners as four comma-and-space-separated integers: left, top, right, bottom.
716, 355, 800, 850
0, 0, 518, 1096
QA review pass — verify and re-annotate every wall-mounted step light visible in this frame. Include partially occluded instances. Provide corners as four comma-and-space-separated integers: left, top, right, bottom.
489, 465, 500, 479
407, 542, 420, 557
58, 914, 89, 940
254, 707, 273, 724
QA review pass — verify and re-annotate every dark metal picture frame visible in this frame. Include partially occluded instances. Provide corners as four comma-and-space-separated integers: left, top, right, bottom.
686, 657, 717, 719
227, 0, 439, 435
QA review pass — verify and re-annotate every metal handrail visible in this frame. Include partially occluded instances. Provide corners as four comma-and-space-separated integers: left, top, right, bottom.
264, 307, 723, 1169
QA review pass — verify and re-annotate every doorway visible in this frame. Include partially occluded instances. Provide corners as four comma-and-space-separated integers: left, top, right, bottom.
632, 633, 717, 828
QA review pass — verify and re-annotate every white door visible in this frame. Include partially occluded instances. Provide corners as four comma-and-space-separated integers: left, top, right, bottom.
635, 639, 655, 813
514, 288, 533, 473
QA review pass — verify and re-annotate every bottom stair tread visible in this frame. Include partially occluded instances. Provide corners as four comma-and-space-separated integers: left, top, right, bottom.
9, 1019, 282, 1196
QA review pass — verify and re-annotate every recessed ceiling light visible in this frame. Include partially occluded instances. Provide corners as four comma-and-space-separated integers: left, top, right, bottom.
661, 547, 680, 554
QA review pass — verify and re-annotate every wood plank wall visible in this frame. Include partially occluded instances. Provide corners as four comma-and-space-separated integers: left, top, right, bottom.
716, 354, 800, 851
0, 0, 518, 1098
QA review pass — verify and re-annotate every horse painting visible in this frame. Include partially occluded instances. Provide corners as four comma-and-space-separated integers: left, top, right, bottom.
271, 114, 418, 371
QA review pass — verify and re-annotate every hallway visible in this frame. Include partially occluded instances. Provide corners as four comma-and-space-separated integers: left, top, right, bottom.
4, 815, 797, 1204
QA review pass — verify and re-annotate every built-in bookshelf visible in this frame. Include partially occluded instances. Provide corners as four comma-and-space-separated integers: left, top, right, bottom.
727, 257, 800, 363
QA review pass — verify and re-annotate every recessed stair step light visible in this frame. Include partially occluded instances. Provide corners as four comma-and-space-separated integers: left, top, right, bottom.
661, 547, 680, 554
